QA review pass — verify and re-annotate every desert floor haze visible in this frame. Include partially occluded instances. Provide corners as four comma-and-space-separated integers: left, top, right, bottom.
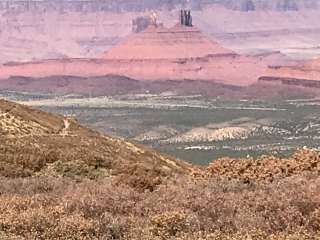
1, 0, 320, 239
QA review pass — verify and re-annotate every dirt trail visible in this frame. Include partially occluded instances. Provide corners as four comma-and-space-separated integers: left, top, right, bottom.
60, 118, 70, 136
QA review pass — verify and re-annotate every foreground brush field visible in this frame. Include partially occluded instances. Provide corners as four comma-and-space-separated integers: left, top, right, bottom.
1, 97, 320, 239
1, 150, 320, 239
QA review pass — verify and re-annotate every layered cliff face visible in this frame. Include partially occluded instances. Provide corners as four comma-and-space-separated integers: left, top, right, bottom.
101, 24, 267, 85
259, 58, 320, 88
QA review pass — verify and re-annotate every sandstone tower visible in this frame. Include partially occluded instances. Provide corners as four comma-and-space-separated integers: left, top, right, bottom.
180, 10, 193, 26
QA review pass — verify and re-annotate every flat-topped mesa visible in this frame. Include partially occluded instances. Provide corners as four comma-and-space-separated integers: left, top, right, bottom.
258, 57, 320, 88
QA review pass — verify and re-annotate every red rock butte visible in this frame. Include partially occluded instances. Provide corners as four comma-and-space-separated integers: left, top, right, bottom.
103, 24, 234, 60
0, 16, 269, 87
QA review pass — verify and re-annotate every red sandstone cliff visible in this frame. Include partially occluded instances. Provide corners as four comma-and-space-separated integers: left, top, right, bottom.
0, 23, 269, 86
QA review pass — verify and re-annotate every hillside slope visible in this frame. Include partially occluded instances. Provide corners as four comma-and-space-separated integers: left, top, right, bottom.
0, 99, 192, 189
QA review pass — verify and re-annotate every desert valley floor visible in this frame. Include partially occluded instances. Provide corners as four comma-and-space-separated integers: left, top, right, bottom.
4, 90, 320, 165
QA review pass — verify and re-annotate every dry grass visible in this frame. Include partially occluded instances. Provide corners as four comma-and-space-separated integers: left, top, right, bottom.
0, 98, 193, 191
0, 172, 319, 239
206, 149, 320, 183
1, 99, 320, 239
